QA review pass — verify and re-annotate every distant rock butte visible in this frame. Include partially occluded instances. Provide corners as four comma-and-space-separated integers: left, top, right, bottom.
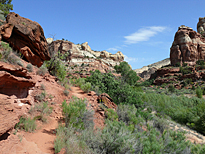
0, 12, 50, 67
170, 25, 205, 66
47, 39, 124, 73
197, 17, 205, 37
134, 58, 170, 79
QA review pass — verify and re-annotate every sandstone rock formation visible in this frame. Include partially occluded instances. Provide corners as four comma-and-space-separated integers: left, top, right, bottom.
197, 17, 205, 37
134, 58, 170, 79
0, 98, 20, 137
0, 61, 36, 139
48, 40, 125, 73
170, 25, 205, 66
0, 62, 35, 98
0, 12, 50, 67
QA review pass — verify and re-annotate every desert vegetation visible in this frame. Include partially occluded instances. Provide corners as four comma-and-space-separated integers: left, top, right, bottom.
52, 61, 205, 153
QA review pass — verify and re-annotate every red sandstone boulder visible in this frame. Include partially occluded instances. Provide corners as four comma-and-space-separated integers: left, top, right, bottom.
0, 12, 50, 67
170, 25, 205, 66
0, 99, 20, 137
0, 62, 35, 98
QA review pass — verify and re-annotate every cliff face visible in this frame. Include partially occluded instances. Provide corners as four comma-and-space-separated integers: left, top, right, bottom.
47, 39, 125, 73
170, 25, 205, 66
134, 58, 170, 79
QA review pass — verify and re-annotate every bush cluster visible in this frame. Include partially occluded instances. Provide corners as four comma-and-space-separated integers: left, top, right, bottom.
0, 41, 24, 67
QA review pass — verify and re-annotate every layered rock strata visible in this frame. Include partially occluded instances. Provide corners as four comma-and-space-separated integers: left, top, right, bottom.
0, 12, 50, 67
170, 25, 205, 66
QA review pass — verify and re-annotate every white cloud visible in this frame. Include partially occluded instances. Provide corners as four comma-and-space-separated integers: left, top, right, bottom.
124, 55, 137, 63
124, 26, 167, 44
107, 47, 118, 51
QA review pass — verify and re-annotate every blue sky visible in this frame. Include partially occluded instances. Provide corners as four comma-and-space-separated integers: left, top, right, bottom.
12, 0, 205, 69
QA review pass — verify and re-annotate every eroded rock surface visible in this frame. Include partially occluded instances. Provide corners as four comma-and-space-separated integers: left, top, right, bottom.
97, 93, 117, 110
0, 62, 35, 98
170, 25, 205, 66
0, 12, 50, 67
197, 17, 205, 37
134, 58, 170, 79
48, 40, 125, 73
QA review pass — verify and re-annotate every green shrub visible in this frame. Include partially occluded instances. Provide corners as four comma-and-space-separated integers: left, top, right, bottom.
196, 60, 205, 66
183, 62, 188, 67
26, 63, 33, 72
15, 117, 36, 132
114, 61, 140, 86
34, 91, 46, 102
86, 70, 144, 106
105, 108, 118, 121
45, 57, 67, 82
29, 101, 52, 116
168, 85, 175, 93
54, 125, 91, 154
62, 97, 93, 130
36, 64, 47, 76
16, 60, 24, 67
175, 62, 181, 67
192, 85, 196, 90
40, 84, 45, 90
80, 82, 91, 93
63, 89, 69, 96
180, 66, 191, 75
196, 87, 203, 98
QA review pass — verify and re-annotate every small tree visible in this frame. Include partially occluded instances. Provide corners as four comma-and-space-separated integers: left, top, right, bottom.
196, 87, 203, 98
0, 0, 13, 17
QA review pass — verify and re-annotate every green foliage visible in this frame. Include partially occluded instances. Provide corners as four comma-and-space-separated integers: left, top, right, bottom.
114, 61, 140, 86
183, 62, 188, 67
196, 59, 205, 66
86, 70, 144, 106
138, 79, 154, 87
57, 50, 70, 61
196, 87, 203, 98
29, 101, 52, 116
175, 62, 181, 67
0, 0, 13, 17
63, 89, 69, 96
105, 108, 118, 121
15, 117, 36, 132
62, 97, 93, 130
34, 91, 46, 102
0, 41, 24, 66
54, 125, 91, 154
192, 85, 196, 90
80, 82, 91, 93
168, 84, 175, 93
36, 64, 48, 76
45, 57, 67, 82
26, 63, 33, 72
180, 66, 191, 75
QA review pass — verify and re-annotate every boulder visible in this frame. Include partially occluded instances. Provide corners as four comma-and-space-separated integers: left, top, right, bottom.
100, 50, 110, 58
81, 42, 92, 52
46, 38, 53, 44
0, 12, 50, 67
0, 62, 35, 98
170, 25, 205, 66
0, 99, 20, 137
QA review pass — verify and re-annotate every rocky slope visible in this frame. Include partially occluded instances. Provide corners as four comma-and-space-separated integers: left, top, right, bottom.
134, 58, 170, 79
